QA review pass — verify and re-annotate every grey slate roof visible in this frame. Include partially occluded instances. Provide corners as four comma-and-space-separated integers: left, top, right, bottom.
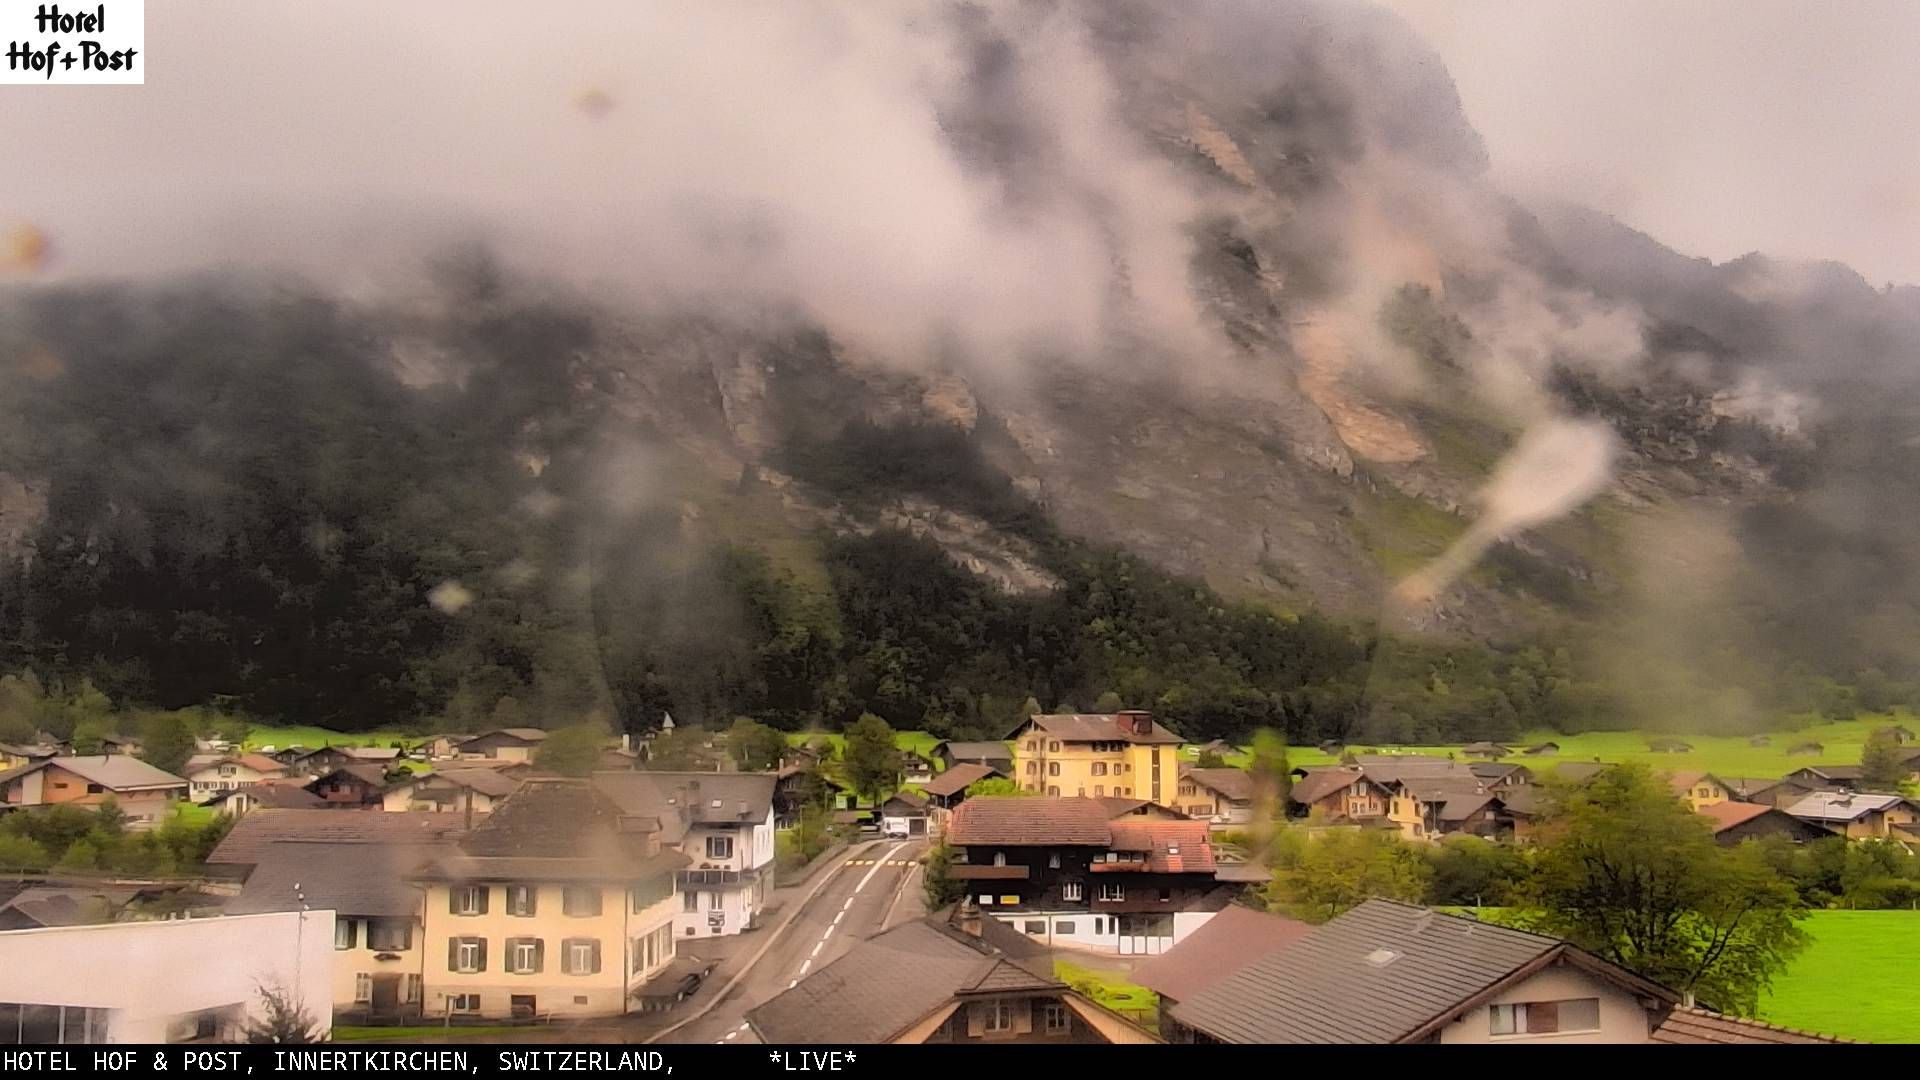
227, 841, 446, 918
1169, 899, 1675, 1044
937, 741, 1014, 762
1133, 905, 1312, 1004
590, 771, 775, 843
920, 763, 997, 798
207, 809, 469, 866
746, 907, 1054, 1043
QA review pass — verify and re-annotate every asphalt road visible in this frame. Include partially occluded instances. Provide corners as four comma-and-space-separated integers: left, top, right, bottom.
663, 837, 928, 1044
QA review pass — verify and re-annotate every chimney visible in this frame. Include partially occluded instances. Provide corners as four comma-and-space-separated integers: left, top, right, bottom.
1119, 710, 1153, 735
956, 897, 983, 939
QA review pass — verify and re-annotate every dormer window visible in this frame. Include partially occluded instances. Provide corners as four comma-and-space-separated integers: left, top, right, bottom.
993, 852, 1008, 867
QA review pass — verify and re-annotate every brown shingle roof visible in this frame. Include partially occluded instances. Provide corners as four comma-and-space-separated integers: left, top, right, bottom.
920, 763, 997, 798
206, 785, 325, 810
207, 809, 469, 866
421, 768, 522, 798
1015, 713, 1182, 745
20, 755, 187, 792
938, 741, 1014, 762
1650, 1006, 1850, 1044
1289, 768, 1366, 806
947, 796, 1115, 846
1133, 905, 1312, 1004
1183, 768, 1253, 802
1698, 800, 1773, 832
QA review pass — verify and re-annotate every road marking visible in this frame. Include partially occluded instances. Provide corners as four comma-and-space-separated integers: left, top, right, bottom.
799, 958, 812, 975
724, 1031, 738, 1041
841, 898, 854, 912
832, 911, 845, 927
851, 841, 909, 895
810, 940, 825, 958
787, 979, 797, 989
739, 1023, 750, 1031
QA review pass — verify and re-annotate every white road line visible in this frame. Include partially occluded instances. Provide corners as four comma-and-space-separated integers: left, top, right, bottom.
841, 898, 854, 912
788, 979, 797, 989
832, 911, 845, 927
850, 841, 908, 895
810, 939, 825, 958
724, 1031, 738, 1041
799, 958, 812, 975
739, 1023, 750, 1031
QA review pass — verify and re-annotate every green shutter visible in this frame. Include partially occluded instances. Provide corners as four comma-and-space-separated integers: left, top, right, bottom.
534, 938, 545, 974
447, 938, 459, 971
448, 888, 460, 915
476, 886, 490, 915
475, 938, 487, 972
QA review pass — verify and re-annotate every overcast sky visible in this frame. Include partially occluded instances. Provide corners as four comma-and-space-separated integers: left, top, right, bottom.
1380, 0, 1920, 286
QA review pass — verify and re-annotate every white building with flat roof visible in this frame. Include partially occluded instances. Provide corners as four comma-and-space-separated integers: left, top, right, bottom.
0, 911, 334, 1043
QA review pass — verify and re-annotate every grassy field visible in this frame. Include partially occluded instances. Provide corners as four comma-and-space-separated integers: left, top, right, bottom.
785, 730, 944, 760
241, 725, 416, 751
1194, 713, 1912, 782
1056, 960, 1159, 1032
1762, 910, 1920, 1043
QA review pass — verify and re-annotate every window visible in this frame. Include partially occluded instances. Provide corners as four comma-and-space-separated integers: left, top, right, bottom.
354, 974, 372, 1003
1489, 998, 1601, 1036
451, 885, 487, 916
368, 919, 411, 951
562, 887, 602, 917
1060, 881, 1083, 902
507, 937, 542, 975
1091, 762, 1107, 776
1043, 1003, 1070, 1035
709, 891, 723, 911
683, 890, 700, 913
1024, 920, 1046, 934
563, 938, 601, 976
1093, 917, 1104, 934
449, 994, 480, 1013
999, 895, 1020, 905
982, 1000, 1013, 1033
1025, 762, 1037, 775
706, 834, 734, 860
1047, 853, 1060, 869
85, 783, 104, 794
1047, 786, 1060, 796
405, 975, 423, 1004
1025, 740, 1037, 752
1094, 785, 1104, 797
334, 919, 357, 950
1158, 887, 1172, 902
1097, 883, 1124, 902
1179, 782, 1195, 797
506, 885, 537, 917
1048, 741, 1061, 752
1048, 762, 1061, 777
450, 937, 486, 973
1055, 920, 1075, 934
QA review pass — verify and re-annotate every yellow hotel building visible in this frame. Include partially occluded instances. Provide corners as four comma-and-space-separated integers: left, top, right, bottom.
1010, 712, 1185, 808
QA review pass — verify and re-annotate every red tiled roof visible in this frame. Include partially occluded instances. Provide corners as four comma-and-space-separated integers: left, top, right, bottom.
1697, 800, 1772, 832
947, 796, 1114, 846
1015, 713, 1183, 745
1107, 820, 1216, 873
1133, 905, 1312, 1004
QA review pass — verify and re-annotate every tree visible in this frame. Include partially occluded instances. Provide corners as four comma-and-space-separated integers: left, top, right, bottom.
1091, 691, 1122, 713
1268, 827, 1430, 923
1196, 749, 1228, 768
533, 720, 607, 777
93, 798, 128, 838
214, 714, 252, 747
70, 718, 109, 756
245, 981, 325, 1044
843, 713, 899, 802
1423, 834, 1529, 907
0, 834, 50, 871
1860, 728, 1911, 791
56, 837, 102, 871
1504, 764, 1808, 1015
923, 840, 968, 909
964, 777, 1032, 798
137, 711, 196, 777
727, 717, 788, 772
640, 727, 721, 771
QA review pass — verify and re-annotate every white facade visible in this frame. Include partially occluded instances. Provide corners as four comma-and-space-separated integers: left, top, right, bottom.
988, 909, 1217, 957
186, 761, 279, 803
0, 912, 334, 1043
1437, 965, 1655, 1044
672, 809, 775, 938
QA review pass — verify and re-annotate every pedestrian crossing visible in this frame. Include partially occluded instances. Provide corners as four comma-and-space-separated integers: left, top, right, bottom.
845, 858, 915, 866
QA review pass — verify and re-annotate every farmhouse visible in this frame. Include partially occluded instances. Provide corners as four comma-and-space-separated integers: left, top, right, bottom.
0, 755, 187, 828
454, 728, 550, 763
1666, 771, 1732, 811
921, 762, 1000, 811
183, 752, 287, 804
1784, 791, 1920, 840
1698, 800, 1832, 845
1175, 766, 1254, 826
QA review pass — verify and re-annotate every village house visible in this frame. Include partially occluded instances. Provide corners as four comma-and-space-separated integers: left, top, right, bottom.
1459, 742, 1511, 760
1132, 904, 1312, 1040
454, 728, 549, 763
1722, 776, 1820, 809
382, 768, 523, 817
0, 741, 58, 773
1385, 777, 1514, 842
746, 900, 1158, 1044
1165, 899, 1844, 1045
943, 796, 1231, 956
410, 779, 687, 1022
881, 789, 930, 838
226, 838, 448, 1020
1698, 801, 1832, 845
1287, 767, 1391, 823
933, 740, 1015, 776
1468, 762, 1533, 790
590, 771, 778, 939
0, 755, 187, 828
1784, 764, 1865, 792
206, 782, 325, 817
283, 745, 402, 779
417, 734, 471, 760
1784, 791, 1920, 840
183, 752, 287, 804
1099, 797, 1191, 821
304, 763, 392, 808
206, 807, 469, 880
1666, 771, 1732, 812
920, 762, 1000, 812
1174, 766, 1255, 826
0, 912, 333, 1043
1009, 712, 1185, 807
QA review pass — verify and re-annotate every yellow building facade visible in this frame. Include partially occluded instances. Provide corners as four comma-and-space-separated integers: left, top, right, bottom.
1011, 712, 1185, 808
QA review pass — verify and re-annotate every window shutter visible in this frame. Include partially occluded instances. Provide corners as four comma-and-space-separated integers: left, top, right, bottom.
447, 938, 459, 972
534, 939, 545, 974
400, 922, 413, 950
475, 938, 487, 972
591, 940, 603, 975
477, 886, 490, 915
448, 889, 460, 915
966, 1004, 985, 1038
1012, 1000, 1034, 1035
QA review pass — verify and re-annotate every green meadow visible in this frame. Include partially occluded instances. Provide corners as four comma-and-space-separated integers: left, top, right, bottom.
1762, 910, 1920, 1043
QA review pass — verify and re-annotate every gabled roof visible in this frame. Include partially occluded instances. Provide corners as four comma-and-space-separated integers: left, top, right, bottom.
1288, 767, 1369, 806
746, 905, 1064, 1044
1788, 764, 1864, 782
1106, 821, 1216, 873
1133, 905, 1312, 1004
1697, 800, 1772, 832
590, 771, 776, 841
1722, 776, 1811, 799
6, 755, 187, 792
188, 753, 284, 775
947, 796, 1115, 846
884, 790, 929, 811
1666, 770, 1727, 795
1785, 791, 1917, 823
1650, 1006, 1850, 1044
207, 809, 469, 866
1169, 899, 1677, 1044
920, 763, 997, 798
1551, 761, 1610, 783
457, 728, 549, 746
227, 840, 448, 919
206, 785, 325, 810
420, 778, 686, 882
416, 768, 522, 798
306, 763, 390, 789
1012, 713, 1182, 746
1182, 768, 1253, 802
